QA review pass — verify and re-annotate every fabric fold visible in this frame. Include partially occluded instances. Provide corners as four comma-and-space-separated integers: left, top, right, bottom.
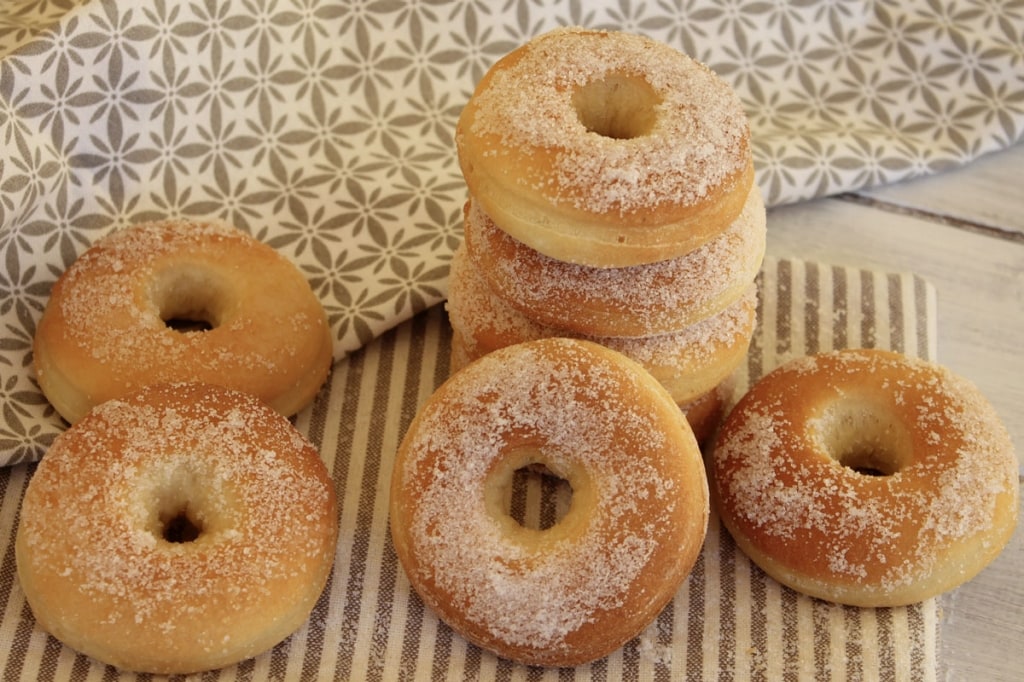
0, 1, 1019, 466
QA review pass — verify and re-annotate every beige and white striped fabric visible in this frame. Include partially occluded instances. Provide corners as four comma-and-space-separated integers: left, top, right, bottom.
0, 257, 939, 681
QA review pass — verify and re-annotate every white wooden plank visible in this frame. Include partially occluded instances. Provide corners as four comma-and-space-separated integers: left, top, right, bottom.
856, 143, 1024, 237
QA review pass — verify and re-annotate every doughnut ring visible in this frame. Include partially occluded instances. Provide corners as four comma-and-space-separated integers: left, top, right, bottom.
33, 219, 333, 423
456, 27, 753, 267
710, 349, 1019, 607
390, 338, 709, 665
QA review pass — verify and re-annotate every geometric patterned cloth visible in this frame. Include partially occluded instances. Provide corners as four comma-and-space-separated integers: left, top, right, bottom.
0, 0, 1020, 464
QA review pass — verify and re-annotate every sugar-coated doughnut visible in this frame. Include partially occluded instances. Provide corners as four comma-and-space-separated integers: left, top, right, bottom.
681, 378, 734, 447
463, 187, 764, 337
450, 326, 733, 447
33, 219, 333, 424
710, 349, 1019, 607
15, 382, 339, 674
456, 27, 753, 267
448, 325, 472, 376
446, 244, 756, 406
390, 338, 708, 666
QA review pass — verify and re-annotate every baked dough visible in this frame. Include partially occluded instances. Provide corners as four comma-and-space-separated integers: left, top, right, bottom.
446, 244, 756, 406
681, 378, 734, 447
462, 189, 765, 337
16, 382, 339, 673
390, 338, 708, 665
33, 219, 333, 423
456, 27, 753, 267
710, 349, 1019, 607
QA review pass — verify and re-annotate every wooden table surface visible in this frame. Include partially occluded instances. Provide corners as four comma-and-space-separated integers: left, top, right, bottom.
765, 141, 1024, 682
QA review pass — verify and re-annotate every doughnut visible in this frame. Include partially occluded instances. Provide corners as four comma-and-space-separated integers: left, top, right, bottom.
450, 324, 732, 446
15, 382, 339, 674
462, 187, 765, 337
448, 326, 472, 376
445, 243, 757, 406
456, 27, 754, 267
390, 338, 708, 666
33, 218, 333, 424
681, 378, 734, 447
710, 349, 1019, 607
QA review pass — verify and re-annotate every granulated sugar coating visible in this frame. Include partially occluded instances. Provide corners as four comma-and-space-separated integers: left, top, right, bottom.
710, 349, 1019, 607
446, 244, 756, 404
15, 382, 339, 674
456, 27, 754, 267
462, 27, 749, 216
463, 186, 765, 337
389, 338, 709, 667
32, 218, 332, 422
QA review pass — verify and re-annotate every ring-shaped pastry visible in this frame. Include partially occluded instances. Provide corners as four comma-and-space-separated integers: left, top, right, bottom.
33, 219, 333, 423
390, 338, 709, 665
462, 186, 765, 337
16, 382, 339, 673
710, 349, 1019, 607
457, 27, 753, 267
446, 244, 756, 406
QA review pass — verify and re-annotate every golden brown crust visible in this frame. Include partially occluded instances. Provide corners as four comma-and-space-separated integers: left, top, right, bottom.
463, 188, 765, 337
449, 328, 731, 447
681, 377, 735, 447
15, 383, 339, 674
390, 338, 708, 666
710, 349, 1019, 607
448, 327, 472, 375
446, 244, 756, 405
33, 219, 333, 424
456, 27, 753, 267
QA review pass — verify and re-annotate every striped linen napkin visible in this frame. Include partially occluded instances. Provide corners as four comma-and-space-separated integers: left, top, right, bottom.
0, 256, 939, 681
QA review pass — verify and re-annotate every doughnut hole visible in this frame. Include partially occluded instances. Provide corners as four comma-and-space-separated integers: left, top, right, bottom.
814, 398, 914, 476
508, 464, 572, 531
135, 462, 233, 546
151, 265, 230, 333
572, 74, 662, 140
484, 446, 594, 542
162, 508, 203, 543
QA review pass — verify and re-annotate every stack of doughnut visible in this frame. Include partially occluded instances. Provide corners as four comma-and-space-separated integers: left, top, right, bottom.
449, 27, 765, 445
20, 218, 339, 673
